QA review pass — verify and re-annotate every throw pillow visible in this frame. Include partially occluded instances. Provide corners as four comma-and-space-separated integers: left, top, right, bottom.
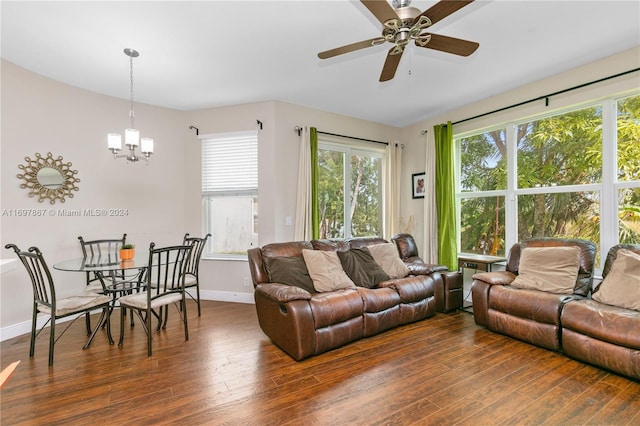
264, 256, 315, 293
301, 249, 356, 292
511, 246, 581, 294
337, 248, 390, 288
593, 249, 640, 311
366, 243, 410, 279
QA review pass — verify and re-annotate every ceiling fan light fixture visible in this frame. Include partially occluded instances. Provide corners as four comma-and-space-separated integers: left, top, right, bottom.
395, 30, 411, 46
395, 6, 421, 23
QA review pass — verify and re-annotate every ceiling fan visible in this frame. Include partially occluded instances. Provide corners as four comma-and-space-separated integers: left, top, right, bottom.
318, 0, 479, 82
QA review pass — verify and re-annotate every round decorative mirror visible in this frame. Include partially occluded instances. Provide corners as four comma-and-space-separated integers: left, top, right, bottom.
17, 152, 80, 204
36, 167, 65, 189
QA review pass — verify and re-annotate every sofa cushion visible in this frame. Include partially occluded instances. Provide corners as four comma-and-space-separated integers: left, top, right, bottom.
592, 249, 640, 311
511, 246, 581, 294
561, 298, 640, 349
356, 287, 401, 312
488, 284, 573, 325
302, 249, 355, 292
309, 289, 363, 329
264, 256, 315, 293
516, 238, 596, 296
337, 248, 389, 288
366, 243, 410, 279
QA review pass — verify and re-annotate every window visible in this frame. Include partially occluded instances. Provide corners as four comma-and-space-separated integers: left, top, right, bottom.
201, 131, 258, 258
616, 95, 640, 243
458, 129, 507, 255
456, 93, 640, 267
317, 137, 385, 239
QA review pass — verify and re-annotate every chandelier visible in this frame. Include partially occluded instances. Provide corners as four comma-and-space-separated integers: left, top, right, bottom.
107, 48, 154, 164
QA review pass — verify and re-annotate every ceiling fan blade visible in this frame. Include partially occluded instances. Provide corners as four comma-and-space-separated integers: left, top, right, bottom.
361, 0, 399, 26
417, 33, 479, 56
318, 38, 382, 59
379, 48, 403, 82
416, 0, 475, 26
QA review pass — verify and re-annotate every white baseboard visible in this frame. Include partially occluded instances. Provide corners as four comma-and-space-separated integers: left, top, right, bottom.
200, 290, 254, 304
0, 291, 255, 342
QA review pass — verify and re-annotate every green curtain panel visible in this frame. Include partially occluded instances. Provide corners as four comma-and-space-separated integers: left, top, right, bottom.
310, 127, 320, 239
433, 122, 458, 270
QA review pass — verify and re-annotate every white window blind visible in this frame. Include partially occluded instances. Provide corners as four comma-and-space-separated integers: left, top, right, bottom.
201, 131, 258, 195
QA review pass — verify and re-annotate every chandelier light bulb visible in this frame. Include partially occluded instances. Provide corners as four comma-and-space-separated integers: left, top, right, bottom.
125, 128, 140, 147
108, 133, 122, 151
141, 138, 154, 154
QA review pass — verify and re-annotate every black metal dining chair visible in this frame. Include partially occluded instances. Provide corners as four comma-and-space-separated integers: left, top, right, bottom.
118, 243, 193, 356
181, 233, 211, 317
78, 234, 138, 329
5, 244, 112, 366
78, 234, 128, 294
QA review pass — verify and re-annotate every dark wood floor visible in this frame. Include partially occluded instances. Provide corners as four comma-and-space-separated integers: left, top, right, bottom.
1, 301, 639, 425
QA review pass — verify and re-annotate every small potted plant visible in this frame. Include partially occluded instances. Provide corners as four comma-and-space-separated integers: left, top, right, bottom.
119, 244, 135, 260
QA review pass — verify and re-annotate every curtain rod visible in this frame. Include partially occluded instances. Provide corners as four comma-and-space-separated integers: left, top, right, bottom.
452, 67, 640, 126
318, 131, 388, 146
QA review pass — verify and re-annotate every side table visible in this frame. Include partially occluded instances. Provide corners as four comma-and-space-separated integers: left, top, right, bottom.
458, 253, 506, 312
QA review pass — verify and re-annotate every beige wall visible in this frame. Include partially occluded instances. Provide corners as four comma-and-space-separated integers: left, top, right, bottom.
0, 60, 401, 338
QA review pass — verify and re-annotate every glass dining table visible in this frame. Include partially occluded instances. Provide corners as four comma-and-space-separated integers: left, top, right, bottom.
53, 253, 150, 344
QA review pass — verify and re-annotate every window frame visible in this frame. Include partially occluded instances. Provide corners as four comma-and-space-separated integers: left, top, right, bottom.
455, 91, 640, 272
317, 134, 386, 239
200, 130, 259, 260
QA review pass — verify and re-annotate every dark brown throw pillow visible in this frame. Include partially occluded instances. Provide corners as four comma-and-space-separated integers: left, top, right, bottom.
338, 248, 390, 289
264, 256, 315, 293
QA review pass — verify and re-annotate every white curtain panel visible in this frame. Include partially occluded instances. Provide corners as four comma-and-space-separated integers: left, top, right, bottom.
424, 131, 439, 263
384, 142, 402, 240
294, 126, 312, 240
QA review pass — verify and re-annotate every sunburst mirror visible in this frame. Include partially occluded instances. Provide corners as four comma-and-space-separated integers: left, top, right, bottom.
17, 152, 80, 204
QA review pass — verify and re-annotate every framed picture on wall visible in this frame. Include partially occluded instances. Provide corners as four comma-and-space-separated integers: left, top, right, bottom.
412, 172, 426, 199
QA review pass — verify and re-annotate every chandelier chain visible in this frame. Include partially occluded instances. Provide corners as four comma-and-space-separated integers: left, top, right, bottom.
129, 54, 135, 129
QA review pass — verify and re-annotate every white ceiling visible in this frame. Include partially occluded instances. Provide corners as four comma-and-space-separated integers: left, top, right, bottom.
2, 1, 639, 127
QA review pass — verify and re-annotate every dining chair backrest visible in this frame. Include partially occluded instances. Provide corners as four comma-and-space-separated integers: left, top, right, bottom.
146, 243, 193, 297
5, 244, 55, 308
78, 234, 127, 260
182, 233, 210, 277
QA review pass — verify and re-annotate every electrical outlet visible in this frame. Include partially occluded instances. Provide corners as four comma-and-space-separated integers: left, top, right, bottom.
243, 278, 251, 287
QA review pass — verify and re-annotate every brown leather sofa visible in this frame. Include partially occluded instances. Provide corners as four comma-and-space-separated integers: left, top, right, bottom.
560, 244, 640, 379
247, 234, 458, 361
472, 239, 640, 380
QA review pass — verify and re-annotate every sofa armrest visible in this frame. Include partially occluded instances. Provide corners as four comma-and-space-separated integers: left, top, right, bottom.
472, 271, 516, 285
471, 271, 515, 327
255, 283, 312, 303
405, 258, 449, 275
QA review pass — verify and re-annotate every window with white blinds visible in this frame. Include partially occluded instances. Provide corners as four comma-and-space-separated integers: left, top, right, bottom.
202, 131, 258, 195
201, 130, 259, 258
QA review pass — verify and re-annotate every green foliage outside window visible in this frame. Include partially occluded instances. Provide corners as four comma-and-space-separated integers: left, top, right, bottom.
459, 94, 640, 257
318, 149, 382, 239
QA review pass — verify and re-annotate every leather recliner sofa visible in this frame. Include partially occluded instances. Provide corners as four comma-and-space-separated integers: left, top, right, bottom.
247, 234, 459, 361
472, 238, 640, 380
